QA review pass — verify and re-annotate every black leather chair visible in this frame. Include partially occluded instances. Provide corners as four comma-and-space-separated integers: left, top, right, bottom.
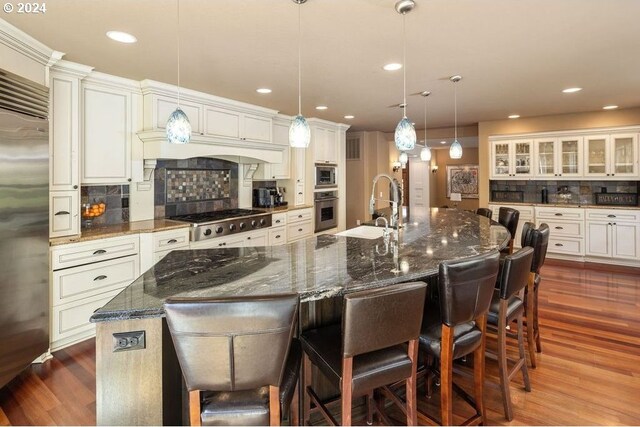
522, 223, 550, 361
476, 208, 493, 219
419, 251, 501, 426
164, 294, 300, 426
487, 247, 534, 421
301, 282, 427, 426
499, 207, 520, 254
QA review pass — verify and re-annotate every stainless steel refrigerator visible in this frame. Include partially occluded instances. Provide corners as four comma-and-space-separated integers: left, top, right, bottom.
0, 69, 49, 388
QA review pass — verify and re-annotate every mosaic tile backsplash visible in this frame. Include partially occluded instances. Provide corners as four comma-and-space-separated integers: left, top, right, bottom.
154, 158, 239, 218
490, 180, 640, 205
81, 185, 130, 229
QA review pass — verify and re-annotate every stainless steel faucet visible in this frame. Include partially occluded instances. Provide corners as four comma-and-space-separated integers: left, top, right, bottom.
370, 173, 403, 229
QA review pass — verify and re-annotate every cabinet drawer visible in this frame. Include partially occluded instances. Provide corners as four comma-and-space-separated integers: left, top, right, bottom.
269, 226, 288, 246
548, 237, 583, 255
52, 234, 139, 270
154, 248, 187, 263
536, 207, 584, 221
288, 220, 313, 242
288, 208, 313, 224
51, 289, 120, 343
152, 228, 190, 252
545, 220, 583, 237
50, 191, 79, 238
272, 212, 287, 226
295, 183, 305, 206
52, 255, 139, 306
586, 209, 640, 222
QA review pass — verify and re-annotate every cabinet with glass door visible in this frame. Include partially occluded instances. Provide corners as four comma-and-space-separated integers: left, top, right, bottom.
584, 133, 638, 178
490, 139, 533, 179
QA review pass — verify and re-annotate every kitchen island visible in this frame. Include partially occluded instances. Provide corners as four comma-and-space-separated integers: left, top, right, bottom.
91, 208, 509, 425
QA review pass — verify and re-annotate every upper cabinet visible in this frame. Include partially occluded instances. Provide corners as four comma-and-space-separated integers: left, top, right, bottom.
490, 127, 640, 181
150, 94, 203, 135
204, 107, 271, 143
312, 125, 338, 164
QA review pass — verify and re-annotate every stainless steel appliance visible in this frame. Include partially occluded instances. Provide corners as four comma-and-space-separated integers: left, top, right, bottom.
170, 209, 272, 243
253, 187, 287, 208
0, 69, 50, 388
314, 190, 338, 232
315, 163, 337, 189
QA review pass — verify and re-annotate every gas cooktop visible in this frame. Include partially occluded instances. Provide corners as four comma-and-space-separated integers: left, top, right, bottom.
169, 209, 267, 224
169, 209, 272, 242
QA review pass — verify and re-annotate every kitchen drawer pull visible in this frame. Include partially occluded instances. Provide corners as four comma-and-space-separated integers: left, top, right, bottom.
298, 192, 303, 195
298, 214, 303, 218
247, 237, 251, 240
94, 275, 107, 281
555, 243, 564, 247
554, 213, 563, 216
218, 242, 226, 247
275, 235, 281, 238
607, 214, 616, 218
555, 226, 564, 230
93, 249, 107, 255
275, 219, 281, 223
167, 239, 178, 244
55, 210, 70, 216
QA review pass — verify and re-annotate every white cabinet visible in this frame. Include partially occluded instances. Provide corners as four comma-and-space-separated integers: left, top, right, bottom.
50, 72, 80, 191
81, 84, 132, 184
256, 146, 291, 180
204, 106, 272, 143
144, 228, 190, 269
536, 206, 585, 256
313, 126, 338, 164
585, 209, 640, 261
50, 234, 140, 350
533, 136, 582, 178
50, 191, 79, 238
268, 227, 287, 246
488, 204, 534, 249
188, 229, 268, 249
293, 148, 306, 206
287, 208, 314, 242
583, 133, 638, 179
244, 230, 268, 247
147, 94, 203, 135
490, 139, 533, 179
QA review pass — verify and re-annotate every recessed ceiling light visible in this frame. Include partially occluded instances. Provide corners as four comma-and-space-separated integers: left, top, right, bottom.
315, 105, 328, 110
603, 105, 618, 110
440, 140, 447, 145
256, 88, 272, 94
383, 63, 402, 71
508, 114, 520, 119
562, 87, 582, 93
344, 115, 354, 119
106, 31, 137, 44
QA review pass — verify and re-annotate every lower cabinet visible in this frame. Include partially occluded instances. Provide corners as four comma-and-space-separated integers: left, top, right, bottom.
50, 191, 79, 238
536, 206, 585, 256
585, 209, 640, 261
269, 226, 287, 246
287, 207, 314, 242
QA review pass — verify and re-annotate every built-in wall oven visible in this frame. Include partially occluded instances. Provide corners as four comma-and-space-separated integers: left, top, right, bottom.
315, 163, 337, 189
314, 190, 338, 232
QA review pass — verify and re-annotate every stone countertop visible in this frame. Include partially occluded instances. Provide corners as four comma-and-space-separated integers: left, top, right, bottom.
254, 204, 314, 213
49, 219, 190, 246
488, 201, 640, 210
90, 208, 510, 323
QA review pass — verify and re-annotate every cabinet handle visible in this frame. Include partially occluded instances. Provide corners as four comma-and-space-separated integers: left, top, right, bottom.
555, 243, 564, 247
55, 211, 70, 216
612, 173, 615, 176
93, 249, 107, 255
606, 173, 610, 176
298, 214, 303, 218
272, 176, 276, 179
247, 236, 251, 240
73, 185, 78, 189
554, 213, 563, 216
94, 275, 107, 281
555, 226, 564, 230
167, 239, 178, 244
275, 220, 281, 223
607, 214, 616, 218
275, 235, 281, 238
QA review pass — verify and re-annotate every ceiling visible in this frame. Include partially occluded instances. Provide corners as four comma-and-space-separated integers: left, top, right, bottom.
5, 0, 640, 133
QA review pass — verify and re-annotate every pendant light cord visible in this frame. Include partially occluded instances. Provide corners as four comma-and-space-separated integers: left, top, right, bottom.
297, 2, 302, 116
454, 80, 458, 141
402, 12, 407, 119
177, 0, 181, 109
424, 95, 427, 147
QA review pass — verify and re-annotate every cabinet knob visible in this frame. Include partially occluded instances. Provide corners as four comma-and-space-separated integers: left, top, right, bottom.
93, 275, 107, 281
298, 228, 303, 232
73, 185, 78, 189
247, 236, 251, 240
55, 211, 70, 216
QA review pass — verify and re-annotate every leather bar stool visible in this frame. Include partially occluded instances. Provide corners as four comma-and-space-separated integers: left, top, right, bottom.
164, 294, 300, 426
475, 208, 493, 219
521, 223, 550, 358
486, 247, 534, 421
498, 207, 520, 254
300, 282, 427, 426
419, 250, 501, 426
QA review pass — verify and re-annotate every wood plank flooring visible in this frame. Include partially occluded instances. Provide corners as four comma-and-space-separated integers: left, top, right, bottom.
0, 259, 638, 425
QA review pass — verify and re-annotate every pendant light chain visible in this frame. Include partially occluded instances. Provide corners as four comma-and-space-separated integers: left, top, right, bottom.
402, 12, 407, 119
297, 2, 302, 116
177, 0, 181, 108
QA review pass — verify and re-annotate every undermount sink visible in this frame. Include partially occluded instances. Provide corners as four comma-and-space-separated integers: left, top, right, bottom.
335, 225, 386, 239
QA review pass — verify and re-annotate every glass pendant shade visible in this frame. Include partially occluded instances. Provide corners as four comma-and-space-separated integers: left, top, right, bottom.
166, 108, 192, 144
289, 114, 311, 148
449, 139, 463, 159
394, 117, 416, 151
420, 146, 432, 162
399, 151, 409, 165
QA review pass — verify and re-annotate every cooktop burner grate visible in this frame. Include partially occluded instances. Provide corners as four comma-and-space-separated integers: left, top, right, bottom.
169, 209, 267, 224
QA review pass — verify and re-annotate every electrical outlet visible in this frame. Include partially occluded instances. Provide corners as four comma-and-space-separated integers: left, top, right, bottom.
379, 191, 383, 198
356, 219, 361, 225
113, 331, 146, 352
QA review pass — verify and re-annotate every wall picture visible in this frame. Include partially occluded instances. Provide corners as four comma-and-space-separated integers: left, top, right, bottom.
447, 164, 479, 199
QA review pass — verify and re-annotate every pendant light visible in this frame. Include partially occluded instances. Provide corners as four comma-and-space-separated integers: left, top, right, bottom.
420, 91, 432, 162
166, 0, 192, 145
449, 75, 463, 159
399, 151, 409, 166
393, 0, 416, 152
289, 0, 311, 148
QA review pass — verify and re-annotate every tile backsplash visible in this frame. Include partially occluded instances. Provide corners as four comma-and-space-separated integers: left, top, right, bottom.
490, 180, 640, 205
81, 185, 130, 228
154, 158, 239, 218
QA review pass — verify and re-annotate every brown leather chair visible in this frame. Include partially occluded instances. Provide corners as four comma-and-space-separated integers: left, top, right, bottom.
419, 250, 500, 426
499, 207, 520, 254
486, 247, 534, 421
476, 208, 493, 219
300, 282, 428, 426
164, 294, 300, 426
522, 223, 550, 360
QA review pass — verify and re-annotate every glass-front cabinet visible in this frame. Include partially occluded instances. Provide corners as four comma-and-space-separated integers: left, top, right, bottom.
491, 139, 533, 179
534, 136, 582, 178
584, 136, 608, 177
534, 138, 556, 177
584, 133, 638, 178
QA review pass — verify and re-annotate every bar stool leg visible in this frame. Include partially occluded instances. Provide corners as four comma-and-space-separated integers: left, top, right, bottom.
534, 285, 542, 353
517, 314, 532, 392
341, 357, 353, 426
526, 273, 537, 369
189, 390, 201, 426
440, 326, 454, 426
302, 354, 312, 426
497, 304, 513, 421
290, 382, 300, 426
406, 340, 418, 426
269, 386, 281, 426
473, 315, 487, 426
365, 392, 374, 425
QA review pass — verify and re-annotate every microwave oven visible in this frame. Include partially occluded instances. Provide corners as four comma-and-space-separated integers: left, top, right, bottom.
315, 164, 337, 188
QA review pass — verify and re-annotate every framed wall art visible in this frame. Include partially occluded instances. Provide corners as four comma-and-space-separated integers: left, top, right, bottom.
447, 164, 479, 199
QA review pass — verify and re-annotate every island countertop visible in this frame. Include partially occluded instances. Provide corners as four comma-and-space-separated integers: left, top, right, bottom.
91, 208, 510, 323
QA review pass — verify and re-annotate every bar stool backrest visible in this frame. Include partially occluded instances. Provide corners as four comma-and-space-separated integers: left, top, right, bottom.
342, 282, 427, 358
476, 208, 493, 219
498, 247, 534, 300
165, 294, 299, 392
522, 223, 550, 274
520, 222, 535, 248
438, 251, 500, 327
498, 207, 520, 240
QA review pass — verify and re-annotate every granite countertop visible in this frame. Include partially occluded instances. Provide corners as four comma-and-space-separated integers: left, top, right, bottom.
91, 208, 510, 323
255, 204, 314, 213
49, 219, 190, 246
489, 201, 640, 210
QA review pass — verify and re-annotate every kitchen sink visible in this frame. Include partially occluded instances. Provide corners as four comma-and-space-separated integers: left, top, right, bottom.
335, 225, 385, 239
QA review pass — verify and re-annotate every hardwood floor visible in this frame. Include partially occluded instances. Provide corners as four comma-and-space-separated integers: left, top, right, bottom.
0, 260, 638, 426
